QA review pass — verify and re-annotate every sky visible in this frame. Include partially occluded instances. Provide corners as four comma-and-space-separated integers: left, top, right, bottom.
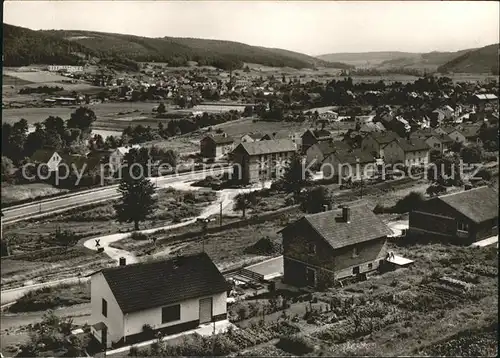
3, 1, 499, 56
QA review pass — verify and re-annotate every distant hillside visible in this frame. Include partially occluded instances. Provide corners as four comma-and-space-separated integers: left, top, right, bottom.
317, 48, 488, 72
3, 23, 96, 66
437, 44, 499, 74
260, 47, 353, 69
38, 28, 349, 69
316, 51, 420, 68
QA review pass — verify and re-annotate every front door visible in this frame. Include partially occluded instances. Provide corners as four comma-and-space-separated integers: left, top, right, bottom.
101, 326, 107, 349
306, 267, 316, 288
199, 297, 213, 324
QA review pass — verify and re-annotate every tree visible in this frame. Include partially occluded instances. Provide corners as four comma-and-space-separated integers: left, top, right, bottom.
460, 144, 483, 164
233, 192, 258, 218
280, 154, 311, 197
114, 150, 157, 230
157, 102, 166, 115
299, 186, 332, 213
66, 107, 96, 138
1, 156, 15, 183
17, 310, 89, 357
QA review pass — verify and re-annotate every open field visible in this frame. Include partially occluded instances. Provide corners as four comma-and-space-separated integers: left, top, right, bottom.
3, 70, 70, 83
2, 188, 217, 257
1, 183, 69, 205
3, 74, 35, 86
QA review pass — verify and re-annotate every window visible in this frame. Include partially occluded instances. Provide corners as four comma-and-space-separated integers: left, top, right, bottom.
352, 247, 359, 257
368, 263, 373, 270
457, 222, 469, 232
352, 266, 360, 275
308, 243, 316, 254
306, 268, 316, 287
162, 304, 181, 323
102, 298, 107, 317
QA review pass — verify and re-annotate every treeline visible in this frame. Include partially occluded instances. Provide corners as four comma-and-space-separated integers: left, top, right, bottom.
3, 24, 93, 67
1, 107, 96, 165
41, 29, 320, 69
18, 86, 64, 95
118, 110, 242, 145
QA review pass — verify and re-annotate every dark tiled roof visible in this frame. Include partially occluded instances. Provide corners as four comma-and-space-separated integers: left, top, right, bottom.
236, 139, 297, 156
459, 125, 481, 138
261, 132, 289, 140
282, 203, 392, 249
312, 129, 333, 139
370, 131, 400, 145
204, 134, 234, 145
315, 140, 351, 156
331, 149, 375, 165
394, 138, 430, 152
99, 253, 228, 314
437, 186, 498, 223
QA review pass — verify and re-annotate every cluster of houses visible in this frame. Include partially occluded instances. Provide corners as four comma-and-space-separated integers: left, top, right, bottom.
198, 112, 490, 184
89, 185, 498, 350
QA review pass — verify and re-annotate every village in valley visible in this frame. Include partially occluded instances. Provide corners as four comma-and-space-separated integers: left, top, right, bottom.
1, 1, 499, 357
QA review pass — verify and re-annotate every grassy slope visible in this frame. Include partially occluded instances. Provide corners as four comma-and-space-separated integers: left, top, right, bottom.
438, 43, 499, 74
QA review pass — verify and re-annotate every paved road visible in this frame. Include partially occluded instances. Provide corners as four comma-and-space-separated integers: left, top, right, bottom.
2, 168, 229, 224
1, 277, 90, 306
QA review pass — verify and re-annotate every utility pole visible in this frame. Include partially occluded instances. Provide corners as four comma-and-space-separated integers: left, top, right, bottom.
219, 201, 222, 227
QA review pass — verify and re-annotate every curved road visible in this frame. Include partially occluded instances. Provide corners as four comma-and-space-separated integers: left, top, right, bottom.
2, 167, 229, 224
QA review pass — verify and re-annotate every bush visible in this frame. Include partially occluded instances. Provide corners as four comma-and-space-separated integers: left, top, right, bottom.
276, 334, 315, 355
393, 191, 425, 213
130, 232, 148, 241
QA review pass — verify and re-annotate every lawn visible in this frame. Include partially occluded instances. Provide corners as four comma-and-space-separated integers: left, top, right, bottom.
1, 183, 69, 205
3, 74, 34, 85
8, 282, 90, 313
2, 70, 69, 83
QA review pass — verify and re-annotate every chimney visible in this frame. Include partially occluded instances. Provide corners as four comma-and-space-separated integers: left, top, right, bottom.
342, 207, 351, 223
223, 133, 227, 138
323, 204, 329, 212
119, 257, 126, 266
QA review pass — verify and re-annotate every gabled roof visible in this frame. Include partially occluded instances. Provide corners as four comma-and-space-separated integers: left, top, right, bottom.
30, 149, 58, 163
329, 149, 374, 165
280, 202, 392, 249
261, 132, 290, 140
359, 122, 386, 133
313, 140, 351, 156
302, 129, 333, 140
203, 134, 234, 145
473, 94, 498, 100
97, 253, 228, 314
436, 186, 498, 223
368, 131, 400, 145
459, 124, 481, 138
393, 138, 430, 152
235, 139, 297, 156
242, 132, 264, 141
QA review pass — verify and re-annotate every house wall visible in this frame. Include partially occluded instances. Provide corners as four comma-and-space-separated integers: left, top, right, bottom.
425, 136, 444, 153
408, 199, 497, 243
404, 150, 429, 167
200, 138, 216, 158
301, 132, 318, 153
382, 141, 404, 164
282, 224, 387, 288
234, 150, 293, 184
123, 291, 227, 341
109, 152, 124, 171
361, 136, 381, 157
448, 131, 467, 144
91, 273, 124, 347
305, 144, 325, 166
215, 143, 234, 158
333, 237, 388, 280
48, 152, 62, 172
283, 225, 337, 288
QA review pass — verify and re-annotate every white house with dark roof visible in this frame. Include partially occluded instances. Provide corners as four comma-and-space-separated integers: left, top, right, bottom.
90, 253, 228, 348
200, 133, 235, 158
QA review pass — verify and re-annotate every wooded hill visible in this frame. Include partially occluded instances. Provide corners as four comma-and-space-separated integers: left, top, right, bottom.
3, 23, 352, 70
437, 44, 499, 74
